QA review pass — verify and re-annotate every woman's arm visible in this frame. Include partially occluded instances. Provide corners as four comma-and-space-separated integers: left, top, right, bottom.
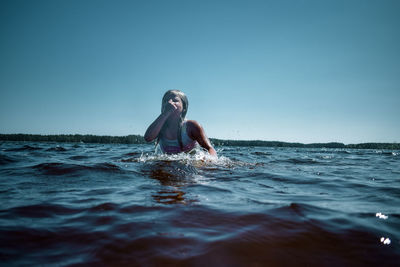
144, 100, 179, 142
187, 120, 217, 156
144, 112, 170, 142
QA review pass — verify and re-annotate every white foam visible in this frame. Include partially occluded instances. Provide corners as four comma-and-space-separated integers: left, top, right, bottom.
376, 212, 388, 220
137, 147, 236, 168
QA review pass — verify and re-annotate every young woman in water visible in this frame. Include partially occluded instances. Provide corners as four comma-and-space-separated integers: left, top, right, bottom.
144, 90, 217, 156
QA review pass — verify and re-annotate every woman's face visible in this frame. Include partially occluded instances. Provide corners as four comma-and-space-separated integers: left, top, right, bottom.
163, 92, 183, 114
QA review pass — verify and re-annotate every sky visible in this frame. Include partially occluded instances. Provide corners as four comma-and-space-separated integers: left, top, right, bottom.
1, 0, 399, 144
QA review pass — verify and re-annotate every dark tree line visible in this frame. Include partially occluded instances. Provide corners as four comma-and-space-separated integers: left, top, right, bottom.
0, 134, 145, 144
0, 134, 399, 150
209, 139, 399, 149
209, 139, 348, 148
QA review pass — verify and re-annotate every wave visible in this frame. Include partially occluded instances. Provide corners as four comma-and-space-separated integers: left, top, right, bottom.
271, 157, 323, 165
68, 155, 89, 160
0, 154, 18, 165
0, 203, 82, 219
122, 152, 141, 157
45, 146, 68, 152
250, 151, 272, 156
1, 201, 399, 266
31, 162, 122, 176
5, 145, 42, 152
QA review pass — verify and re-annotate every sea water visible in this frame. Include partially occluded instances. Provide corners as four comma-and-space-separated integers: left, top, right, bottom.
0, 141, 399, 266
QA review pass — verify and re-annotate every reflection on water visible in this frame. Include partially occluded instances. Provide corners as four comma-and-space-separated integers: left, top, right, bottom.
138, 149, 228, 205
142, 159, 199, 204
139, 154, 204, 204
152, 190, 190, 204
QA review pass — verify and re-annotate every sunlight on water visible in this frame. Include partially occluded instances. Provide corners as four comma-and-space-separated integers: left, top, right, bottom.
380, 237, 391, 245
376, 212, 389, 220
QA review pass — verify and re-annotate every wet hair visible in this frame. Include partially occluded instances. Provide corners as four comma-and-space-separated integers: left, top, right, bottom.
158, 90, 189, 151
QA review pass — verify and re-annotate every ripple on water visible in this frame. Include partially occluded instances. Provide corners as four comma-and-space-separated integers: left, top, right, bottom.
45, 146, 68, 152
30, 162, 123, 176
4, 145, 43, 152
0, 154, 19, 165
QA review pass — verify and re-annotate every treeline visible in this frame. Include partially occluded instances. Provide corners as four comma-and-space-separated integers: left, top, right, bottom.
210, 139, 348, 148
209, 139, 400, 150
0, 134, 145, 144
345, 143, 400, 150
0, 134, 399, 150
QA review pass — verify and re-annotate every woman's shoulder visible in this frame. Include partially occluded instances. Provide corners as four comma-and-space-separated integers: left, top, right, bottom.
185, 120, 202, 129
185, 120, 203, 139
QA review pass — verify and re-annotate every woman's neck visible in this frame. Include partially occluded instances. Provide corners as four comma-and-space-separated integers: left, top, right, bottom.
164, 116, 181, 133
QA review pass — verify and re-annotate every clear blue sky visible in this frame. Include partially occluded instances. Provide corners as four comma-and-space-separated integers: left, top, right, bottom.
1, 0, 399, 144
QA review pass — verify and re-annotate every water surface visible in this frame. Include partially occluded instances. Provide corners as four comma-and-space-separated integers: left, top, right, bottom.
0, 142, 399, 266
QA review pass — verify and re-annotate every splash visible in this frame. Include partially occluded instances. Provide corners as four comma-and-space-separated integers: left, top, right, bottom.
136, 146, 236, 168
376, 212, 388, 220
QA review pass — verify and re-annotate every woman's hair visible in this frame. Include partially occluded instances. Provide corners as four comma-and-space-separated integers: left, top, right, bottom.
158, 90, 189, 150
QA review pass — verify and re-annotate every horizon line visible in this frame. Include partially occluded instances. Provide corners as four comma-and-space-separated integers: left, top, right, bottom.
0, 133, 398, 146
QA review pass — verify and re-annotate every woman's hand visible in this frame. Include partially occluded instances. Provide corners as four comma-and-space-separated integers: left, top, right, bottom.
163, 99, 180, 116
145, 101, 177, 142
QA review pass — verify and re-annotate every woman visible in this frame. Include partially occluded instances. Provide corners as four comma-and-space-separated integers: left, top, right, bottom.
144, 90, 217, 156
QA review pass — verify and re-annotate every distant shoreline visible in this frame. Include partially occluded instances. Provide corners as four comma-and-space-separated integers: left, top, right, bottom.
0, 134, 399, 150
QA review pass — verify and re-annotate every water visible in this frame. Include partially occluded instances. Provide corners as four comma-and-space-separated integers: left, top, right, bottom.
0, 141, 399, 266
